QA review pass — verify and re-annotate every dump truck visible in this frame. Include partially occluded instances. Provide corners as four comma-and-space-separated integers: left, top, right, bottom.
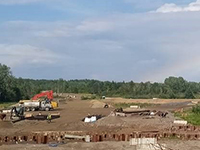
19, 90, 58, 111
19, 100, 56, 111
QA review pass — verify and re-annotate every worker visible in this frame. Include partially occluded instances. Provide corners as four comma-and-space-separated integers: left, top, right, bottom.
45, 97, 49, 104
47, 113, 52, 123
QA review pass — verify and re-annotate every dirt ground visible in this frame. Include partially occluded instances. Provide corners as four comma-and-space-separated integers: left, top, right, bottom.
1, 140, 200, 150
104, 97, 199, 111
0, 97, 181, 136
0, 99, 115, 136
104, 97, 200, 103
0, 97, 199, 149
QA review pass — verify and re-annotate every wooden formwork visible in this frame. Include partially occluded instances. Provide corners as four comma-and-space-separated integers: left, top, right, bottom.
0, 125, 200, 144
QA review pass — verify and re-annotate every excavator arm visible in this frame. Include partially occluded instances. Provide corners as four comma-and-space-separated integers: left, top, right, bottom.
31, 90, 53, 101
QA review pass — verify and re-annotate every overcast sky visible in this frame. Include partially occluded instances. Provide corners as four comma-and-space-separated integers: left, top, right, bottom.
1, 0, 200, 82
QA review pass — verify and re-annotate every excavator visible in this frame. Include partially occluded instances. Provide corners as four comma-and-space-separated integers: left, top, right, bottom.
32, 90, 53, 101
10, 106, 25, 122
9, 91, 58, 122
19, 90, 58, 111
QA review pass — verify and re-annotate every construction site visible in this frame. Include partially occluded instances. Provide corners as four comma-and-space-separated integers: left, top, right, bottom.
0, 91, 200, 150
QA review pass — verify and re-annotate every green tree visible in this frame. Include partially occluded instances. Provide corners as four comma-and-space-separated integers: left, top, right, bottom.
164, 76, 187, 93
185, 87, 195, 99
0, 64, 17, 102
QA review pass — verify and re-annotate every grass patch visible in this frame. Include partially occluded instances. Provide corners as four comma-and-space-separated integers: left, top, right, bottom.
0, 102, 16, 109
175, 110, 200, 126
114, 103, 155, 109
81, 94, 98, 100
175, 105, 200, 126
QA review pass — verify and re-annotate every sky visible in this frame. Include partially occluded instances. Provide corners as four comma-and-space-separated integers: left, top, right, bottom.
1, 0, 200, 82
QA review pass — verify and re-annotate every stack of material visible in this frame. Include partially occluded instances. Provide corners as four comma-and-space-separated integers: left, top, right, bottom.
25, 113, 33, 118
113, 108, 151, 117
26, 113, 60, 120
173, 120, 187, 125
130, 138, 166, 150
84, 116, 97, 123
2, 110, 11, 113
65, 134, 90, 142
83, 114, 103, 123
130, 105, 140, 109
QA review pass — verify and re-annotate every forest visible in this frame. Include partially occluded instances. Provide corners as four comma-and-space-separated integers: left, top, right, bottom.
0, 63, 199, 102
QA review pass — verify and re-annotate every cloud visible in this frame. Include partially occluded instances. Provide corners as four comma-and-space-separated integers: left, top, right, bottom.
0, 44, 61, 67
156, 0, 200, 13
1, 11, 200, 81
124, 0, 164, 10
76, 21, 113, 32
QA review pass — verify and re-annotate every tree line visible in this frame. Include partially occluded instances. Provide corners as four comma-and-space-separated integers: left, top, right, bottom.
0, 63, 199, 102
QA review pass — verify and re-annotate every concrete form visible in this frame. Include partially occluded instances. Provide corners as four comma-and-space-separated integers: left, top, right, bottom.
0, 125, 200, 145
174, 120, 188, 125
130, 138, 166, 150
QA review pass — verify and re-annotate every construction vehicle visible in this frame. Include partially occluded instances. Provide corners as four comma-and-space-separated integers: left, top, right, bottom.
10, 106, 25, 122
19, 100, 53, 111
32, 90, 58, 109
10, 105, 60, 123
32, 90, 53, 101
19, 90, 58, 111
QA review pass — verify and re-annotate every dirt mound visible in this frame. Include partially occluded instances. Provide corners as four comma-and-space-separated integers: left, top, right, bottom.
90, 100, 106, 108
95, 116, 125, 127
0, 121, 13, 128
59, 121, 89, 131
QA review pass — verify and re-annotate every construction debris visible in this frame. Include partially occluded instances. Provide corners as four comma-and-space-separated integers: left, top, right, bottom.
26, 113, 60, 121
113, 108, 169, 118
0, 113, 6, 121
156, 111, 168, 118
84, 116, 97, 123
130, 138, 167, 150
130, 138, 157, 146
173, 120, 188, 125
65, 134, 90, 142
1, 109, 11, 114
130, 105, 140, 109
83, 115, 103, 123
